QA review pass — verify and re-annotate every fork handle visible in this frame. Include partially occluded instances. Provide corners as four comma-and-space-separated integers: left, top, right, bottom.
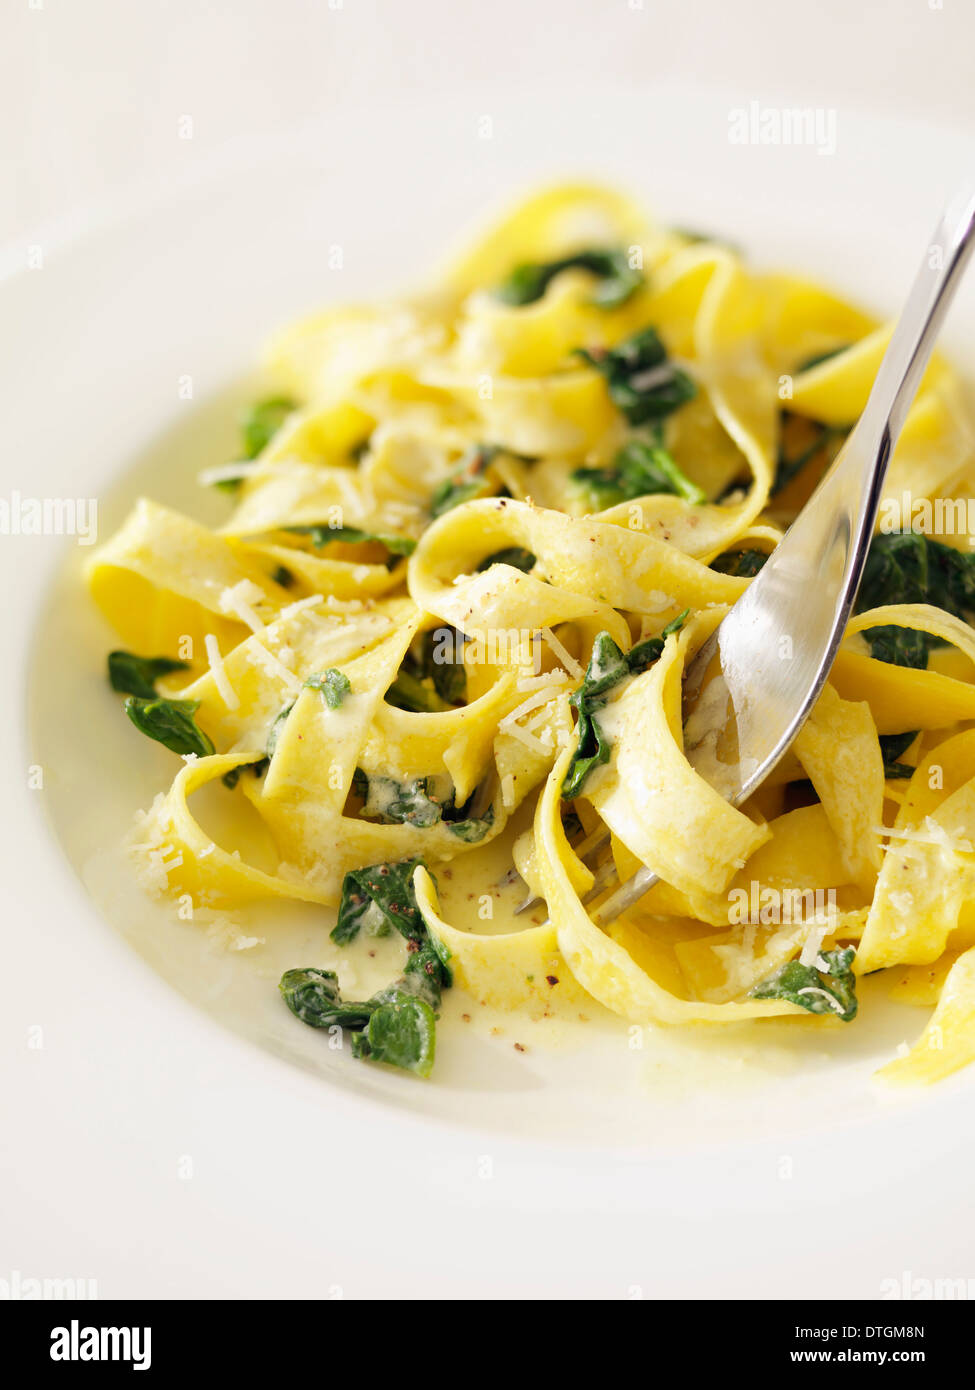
862, 187, 975, 449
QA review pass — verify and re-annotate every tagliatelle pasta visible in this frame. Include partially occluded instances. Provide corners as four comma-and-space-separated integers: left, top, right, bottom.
87, 184, 975, 1083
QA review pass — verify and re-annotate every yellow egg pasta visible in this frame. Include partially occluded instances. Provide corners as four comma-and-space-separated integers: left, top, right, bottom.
87, 184, 975, 1083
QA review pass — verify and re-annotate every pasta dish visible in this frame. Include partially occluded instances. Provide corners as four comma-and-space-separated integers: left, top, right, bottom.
86, 185, 975, 1085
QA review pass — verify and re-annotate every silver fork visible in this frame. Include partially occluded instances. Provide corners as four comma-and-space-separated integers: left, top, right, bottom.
519, 186, 975, 928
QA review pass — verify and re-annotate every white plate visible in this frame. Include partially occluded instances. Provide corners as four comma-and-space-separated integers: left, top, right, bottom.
6, 84, 975, 1298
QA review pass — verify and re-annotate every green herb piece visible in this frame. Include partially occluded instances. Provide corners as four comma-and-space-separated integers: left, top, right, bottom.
430, 444, 500, 518
858, 532, 975, 668
773, 410, 845, 494
365, 776, 445, 828
385, 671, 453, 714
446, 805, 494, 843
278, 969, 376, 1030
878, 730, 918, 779
495, 248, 643, 310
355, 771, 492, 840
124, 696, 215, 758
266, 701, 295, 757
570, 436, 705, 510
108, 651, 189, 700
425, 628, 466, 704
351, 992, 437, 1077
750, 946, 858, 1022
710, 548, 769, 577
561, 611, 688, 799
306, 668, 351, 709
221, 756, 269, 790
241, 396, 297, 460
576, 327, 696, 426
795, 344, 850, 373
271, 565, 295, 588
284, 861, 451, 1076
672, 227, 741, 255
285, 524, 416, 559
332, 857, 427, 946
476, 547, 537, 573
386, 628, 466, 711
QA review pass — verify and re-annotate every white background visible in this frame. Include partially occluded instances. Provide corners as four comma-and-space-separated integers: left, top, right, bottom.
5, 0, 975, 244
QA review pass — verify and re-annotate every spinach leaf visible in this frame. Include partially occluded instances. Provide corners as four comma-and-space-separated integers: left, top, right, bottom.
495, 248, 643, 310
351, 992, 437, 1076
710, 548, 769, 577
430, 444, 500, 517
265, 701, 295, 757
749, 946, 858, 1021
386, 628, 466, 710
365, 776, 445, 827
570, 436, 705, 510
124, 696, 215, 758
796, 344, 850, 373
278, 968, 376, 1030
385, 671, 452, 713
773, 410, 845, 494
446, 805, 494, 843
332, 857, 427, 946
241, 396, 297, 460
356, 771, 493, 840
476, 547, 536, 573
577, 327, 696, 426
221, 756, 269, 790
305, 668, 351, 709
284, 861, 452, 1076
858, 531, 975, 668
561, 611, 688, 799
213, 396, 298, 493
425, 628, 467, 704
878, 730, 918, 779
285, 523, 416, 560
714, 531, 975, 669
108, 650, 189, 700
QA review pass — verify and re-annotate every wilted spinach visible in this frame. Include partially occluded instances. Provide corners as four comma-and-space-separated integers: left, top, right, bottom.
476, 547, 536, 573
773, 411, 846, 495
858, 531, 975, 668
305, 668, 351, 709
561, 610, 688, 799
386, 628, 466, 711
750, 946, 858, 1021
576, 326, 696, 426
570, 436, 705, 511
430, 444, 500, 517
212, 395, 298, 493
710, 548, 769, 577
124, 696, 215, 758
285, 523, 416, 562
108, 650, 189, 700
878, 729, 918, 779
495, 247, 643, 309
280, 858, 452, 1076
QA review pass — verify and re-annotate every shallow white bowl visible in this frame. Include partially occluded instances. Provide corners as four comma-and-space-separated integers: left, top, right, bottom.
5, 84, 975, 1297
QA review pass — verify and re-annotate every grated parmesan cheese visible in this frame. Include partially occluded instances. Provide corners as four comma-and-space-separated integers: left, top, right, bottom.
205, 632, 240, 709
539, 627, 583, 679
219, 578, 268, 635
245, 640, 303, 695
